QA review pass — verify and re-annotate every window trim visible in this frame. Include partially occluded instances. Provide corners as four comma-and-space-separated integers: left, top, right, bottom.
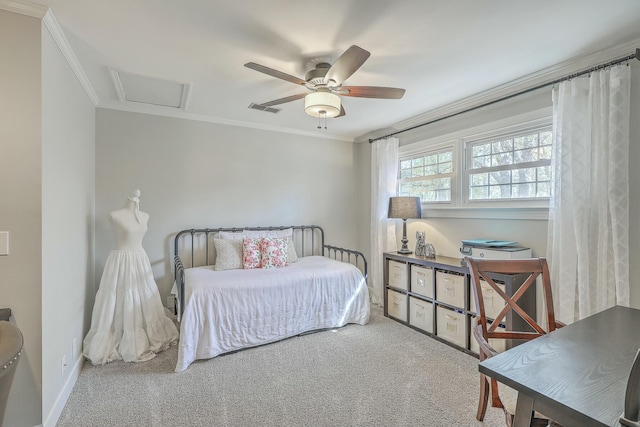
398, 141, 458, 205
462, 120, 552, 207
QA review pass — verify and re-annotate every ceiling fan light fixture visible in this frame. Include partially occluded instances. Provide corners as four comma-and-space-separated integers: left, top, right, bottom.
304, 92, 341, 118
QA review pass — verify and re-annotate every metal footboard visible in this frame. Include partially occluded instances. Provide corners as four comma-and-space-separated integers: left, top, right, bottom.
173, 225, 367, 317
323, 244, 368, 282
174, 255, 186, 316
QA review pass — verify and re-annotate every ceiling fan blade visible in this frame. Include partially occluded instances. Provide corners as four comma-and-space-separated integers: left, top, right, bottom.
244, 62, 307, 86
336, 105, 346, 118
340, 86, 405, 99
324, 45, 370, 86
257, 93, 306, 107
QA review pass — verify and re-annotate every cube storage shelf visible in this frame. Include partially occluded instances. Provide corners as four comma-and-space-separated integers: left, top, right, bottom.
383, 252, 536, 356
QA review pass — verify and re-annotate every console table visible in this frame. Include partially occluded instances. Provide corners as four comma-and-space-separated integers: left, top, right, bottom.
383, 252, 536, 356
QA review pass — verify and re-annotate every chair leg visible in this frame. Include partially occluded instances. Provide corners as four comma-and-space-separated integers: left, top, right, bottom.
477, 373, 490, 421
490, 378, 504, 408
503, 409, 514, 427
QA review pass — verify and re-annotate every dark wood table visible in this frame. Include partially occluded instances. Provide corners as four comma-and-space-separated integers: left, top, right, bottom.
479, 305, 640, 427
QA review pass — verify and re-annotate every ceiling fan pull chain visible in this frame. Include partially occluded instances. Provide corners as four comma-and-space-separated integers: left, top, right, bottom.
317, 111, 328, 129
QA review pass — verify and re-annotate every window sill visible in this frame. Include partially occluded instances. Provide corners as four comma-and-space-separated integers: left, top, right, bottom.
422, 206, 549, 221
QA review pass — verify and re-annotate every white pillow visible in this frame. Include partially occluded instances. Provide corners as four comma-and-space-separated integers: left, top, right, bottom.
218, 231, 243, 240
213, 238, 243, 271
242, 228, 293, 238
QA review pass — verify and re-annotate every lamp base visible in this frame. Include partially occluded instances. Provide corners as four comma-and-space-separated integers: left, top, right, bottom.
398, 219, 412, 255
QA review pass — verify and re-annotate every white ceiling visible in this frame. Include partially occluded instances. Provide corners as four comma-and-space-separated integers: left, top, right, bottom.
20, 0, 640, 141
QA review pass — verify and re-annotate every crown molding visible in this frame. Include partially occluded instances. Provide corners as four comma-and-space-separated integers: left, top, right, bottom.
180, 83, 191, 112
1, 0, 100, 106
394, 38, 640, 131
97, 101, 353, 143
109, 68, 126, 103
0, 0, 47, 17
43, 10, 99, 106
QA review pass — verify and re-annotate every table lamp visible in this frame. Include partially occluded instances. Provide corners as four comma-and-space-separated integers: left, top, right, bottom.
388, 196, 422, 254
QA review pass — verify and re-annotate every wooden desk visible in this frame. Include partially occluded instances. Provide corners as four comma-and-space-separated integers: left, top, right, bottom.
479, 305, 640, 427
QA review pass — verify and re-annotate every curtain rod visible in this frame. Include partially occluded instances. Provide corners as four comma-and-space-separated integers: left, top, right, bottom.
369, 48, 640, 144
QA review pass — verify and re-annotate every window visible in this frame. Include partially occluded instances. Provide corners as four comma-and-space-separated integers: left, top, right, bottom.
396, 110, 553, 219
398, 147, 454, 203
465, 126, 552, 201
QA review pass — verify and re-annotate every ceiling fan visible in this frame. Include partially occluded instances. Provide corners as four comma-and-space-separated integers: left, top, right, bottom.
245, 45, 405, 119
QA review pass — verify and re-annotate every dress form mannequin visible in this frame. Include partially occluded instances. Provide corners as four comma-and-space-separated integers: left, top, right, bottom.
83, 189, 178, 364
109, 189, 150, 251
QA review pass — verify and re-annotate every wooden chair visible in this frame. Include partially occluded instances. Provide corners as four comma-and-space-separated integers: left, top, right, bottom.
464, 257, 564, 427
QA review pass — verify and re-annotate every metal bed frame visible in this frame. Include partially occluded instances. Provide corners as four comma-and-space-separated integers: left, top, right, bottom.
173, 225, 367, 316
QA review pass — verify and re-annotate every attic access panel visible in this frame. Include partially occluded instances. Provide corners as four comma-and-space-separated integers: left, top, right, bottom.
110, 69, 190, 109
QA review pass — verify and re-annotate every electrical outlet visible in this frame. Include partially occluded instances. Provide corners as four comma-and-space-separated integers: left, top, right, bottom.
61, 355, 67, 377
0, 231, 9, 256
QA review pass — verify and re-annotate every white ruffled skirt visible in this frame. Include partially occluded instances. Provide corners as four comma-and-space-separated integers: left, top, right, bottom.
83, 249, 179, 364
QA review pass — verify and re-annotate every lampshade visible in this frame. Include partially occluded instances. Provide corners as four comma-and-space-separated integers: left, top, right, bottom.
304, 91, 341, 118
388, 196, 422, 219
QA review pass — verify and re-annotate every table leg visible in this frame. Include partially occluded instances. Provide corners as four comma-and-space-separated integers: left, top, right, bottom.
513, 393, 535, 427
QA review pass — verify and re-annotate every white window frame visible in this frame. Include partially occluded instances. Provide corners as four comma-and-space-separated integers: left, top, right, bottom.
398, 140, 458, 205
462, 120, 552, 208
397, 108, 552, 220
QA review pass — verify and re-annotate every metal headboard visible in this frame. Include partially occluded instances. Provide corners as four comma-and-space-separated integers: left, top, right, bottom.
173, 225, 368, 316
175, 225, 324, 268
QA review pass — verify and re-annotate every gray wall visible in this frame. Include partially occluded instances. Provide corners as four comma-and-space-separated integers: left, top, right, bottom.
95, 109, 363, 301
0, 10, 43, 427
41, 23, 95, 426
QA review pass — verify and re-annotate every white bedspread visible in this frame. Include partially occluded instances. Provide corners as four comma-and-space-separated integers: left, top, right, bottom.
176, 256, 370, 371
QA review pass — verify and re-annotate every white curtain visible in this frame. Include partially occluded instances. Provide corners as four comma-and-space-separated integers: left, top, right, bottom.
547, 64, 631, 323
370, 137, 399, 305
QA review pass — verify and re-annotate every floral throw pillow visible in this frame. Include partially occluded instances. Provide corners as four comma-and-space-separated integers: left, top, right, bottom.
260, 237, 288, 269
242, 237, 262, 269
242, 229, 298, 264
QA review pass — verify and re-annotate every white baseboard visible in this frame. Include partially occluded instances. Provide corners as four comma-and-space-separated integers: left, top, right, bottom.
43, 355, 83, 427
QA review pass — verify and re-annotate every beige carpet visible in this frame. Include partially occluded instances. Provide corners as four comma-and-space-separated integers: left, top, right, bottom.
56, 305, 505, 426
